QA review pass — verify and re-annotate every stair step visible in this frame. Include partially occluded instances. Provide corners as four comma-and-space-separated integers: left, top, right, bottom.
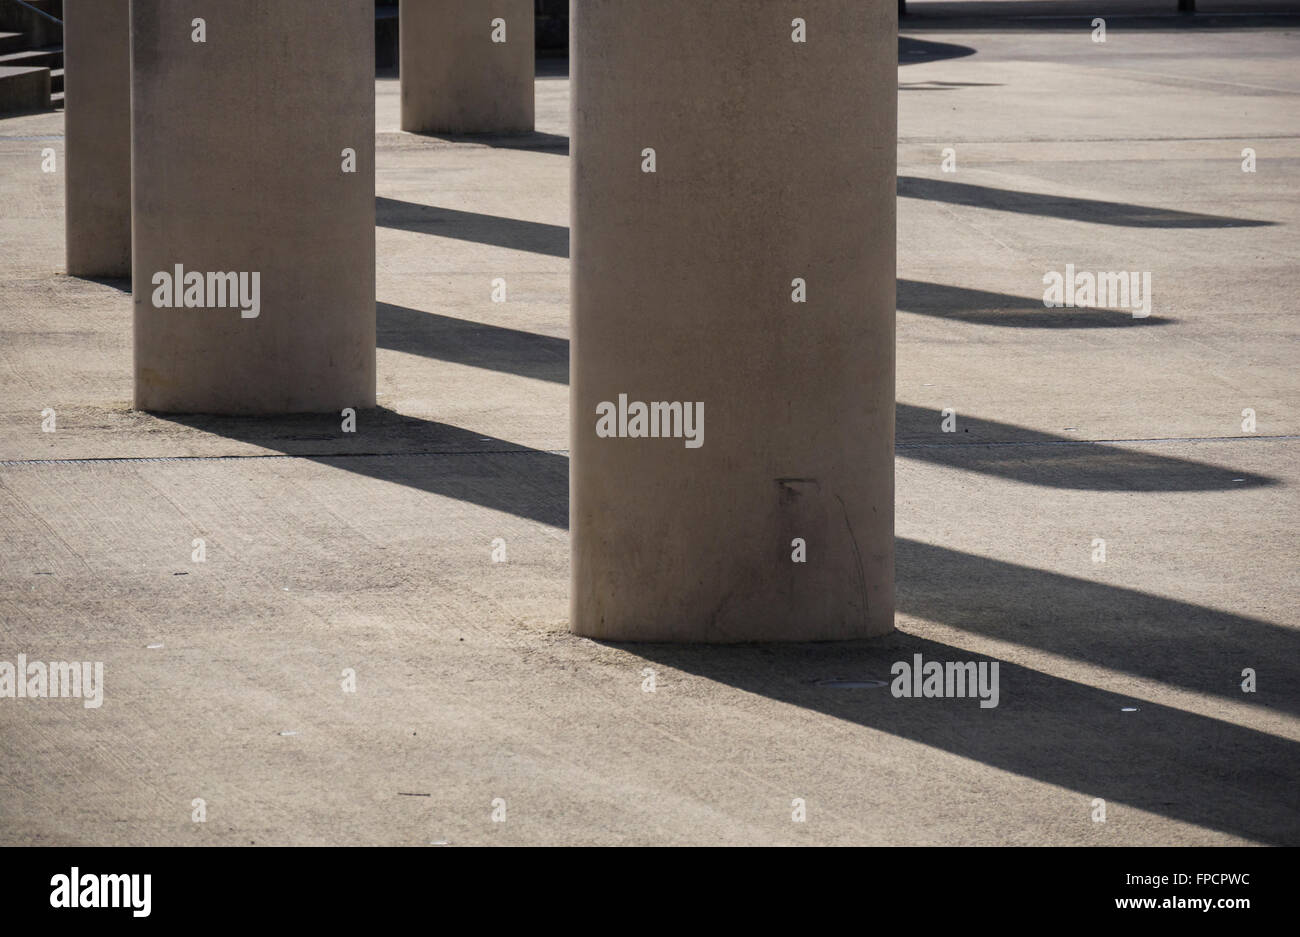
0, 46, 63, 70
0, 31, 22, 55
0, 3, 61, 46
0, 64, 51, 114
50, 66, 62, 93
51, 90, 62, 109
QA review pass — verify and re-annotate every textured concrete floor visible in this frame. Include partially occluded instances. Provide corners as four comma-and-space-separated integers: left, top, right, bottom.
0, 20, 1297, 845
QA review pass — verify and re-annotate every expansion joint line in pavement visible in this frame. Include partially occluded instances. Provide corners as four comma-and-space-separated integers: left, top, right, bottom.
894, 434, 1300, 450
0, 449, 572, 467
0, 435, 1295, 467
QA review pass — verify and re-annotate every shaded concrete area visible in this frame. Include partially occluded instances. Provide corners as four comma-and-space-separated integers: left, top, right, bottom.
634, 634, 1298, 845
894, 403, 1279, 491
377, 302, 568, 384
0, 20, 1297, 843
378, 196, 568, 257
898, 174, 1273, 227
897, 278, 1179, 327
902, 0, 1300, 25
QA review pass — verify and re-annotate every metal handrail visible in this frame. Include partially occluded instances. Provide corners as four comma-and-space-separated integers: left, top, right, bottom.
3, 0, 62, 27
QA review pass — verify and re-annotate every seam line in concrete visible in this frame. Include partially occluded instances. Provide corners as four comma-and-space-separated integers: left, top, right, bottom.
0, 450, 573, 467
1, 436, 1294, 467
895, 434, 1300, 450
898, 134, 1300, 144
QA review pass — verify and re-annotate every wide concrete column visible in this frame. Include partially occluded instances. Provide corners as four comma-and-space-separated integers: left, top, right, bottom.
400, 0, 534, 134
130, 0, 375, 413
64, 0, 131, 278
571, 1, 896, 642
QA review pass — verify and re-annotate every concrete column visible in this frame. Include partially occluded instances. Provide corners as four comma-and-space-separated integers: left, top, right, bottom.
570, 1, 896, 642
65, 0, 131, 278
130, 0, 375, 414
400, 0, 534, 134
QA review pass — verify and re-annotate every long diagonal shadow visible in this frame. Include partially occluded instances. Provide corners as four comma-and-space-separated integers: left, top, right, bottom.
377, 196, 569, 258
400, 129, 569, 156
897, 538, 1300, 718
375, 193, 1178, 335
67, 276, 131, 294
628, 634, 1300, 845
898, 279, 1176, 328
897, 403, 1276, 491
898, 80, 1003, 91
150, 412, 1297, 839
372, 301, 1272, 492
898, 175, 1273, 228
154, 409, 567, 529
378, 302, 568, 383
165, 401, 1271, 517
157, 408, 1287, 714
898, 36, 977, 65
897, 4, 1300, 31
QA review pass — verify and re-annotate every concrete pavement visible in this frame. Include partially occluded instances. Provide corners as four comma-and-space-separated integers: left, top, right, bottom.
0, 20, 1296, 844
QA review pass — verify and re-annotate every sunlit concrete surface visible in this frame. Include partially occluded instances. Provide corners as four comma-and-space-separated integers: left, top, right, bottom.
0, 18, 1297, 844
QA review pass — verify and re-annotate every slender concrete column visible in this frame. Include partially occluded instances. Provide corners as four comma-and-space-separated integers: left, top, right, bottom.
65, 0, 131, 278
400, 0, 534, 134
571, 1, 896, 642
130, 0, 375, 414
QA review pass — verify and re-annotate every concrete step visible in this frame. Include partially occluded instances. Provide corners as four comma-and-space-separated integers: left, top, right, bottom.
0, 64, 51, 114
0, 0, 62, 26
0, 31, 22, 55
0, 1, 61, 48
51, 89, 61, 109
0, 46, 62, 70
50, 65, 61, 93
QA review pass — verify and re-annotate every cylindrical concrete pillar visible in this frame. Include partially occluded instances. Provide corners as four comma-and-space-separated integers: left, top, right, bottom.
130, 0, 375, 414
65, 0, 131, 278
570, 1, 896, 642
400, 0, 534, 134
